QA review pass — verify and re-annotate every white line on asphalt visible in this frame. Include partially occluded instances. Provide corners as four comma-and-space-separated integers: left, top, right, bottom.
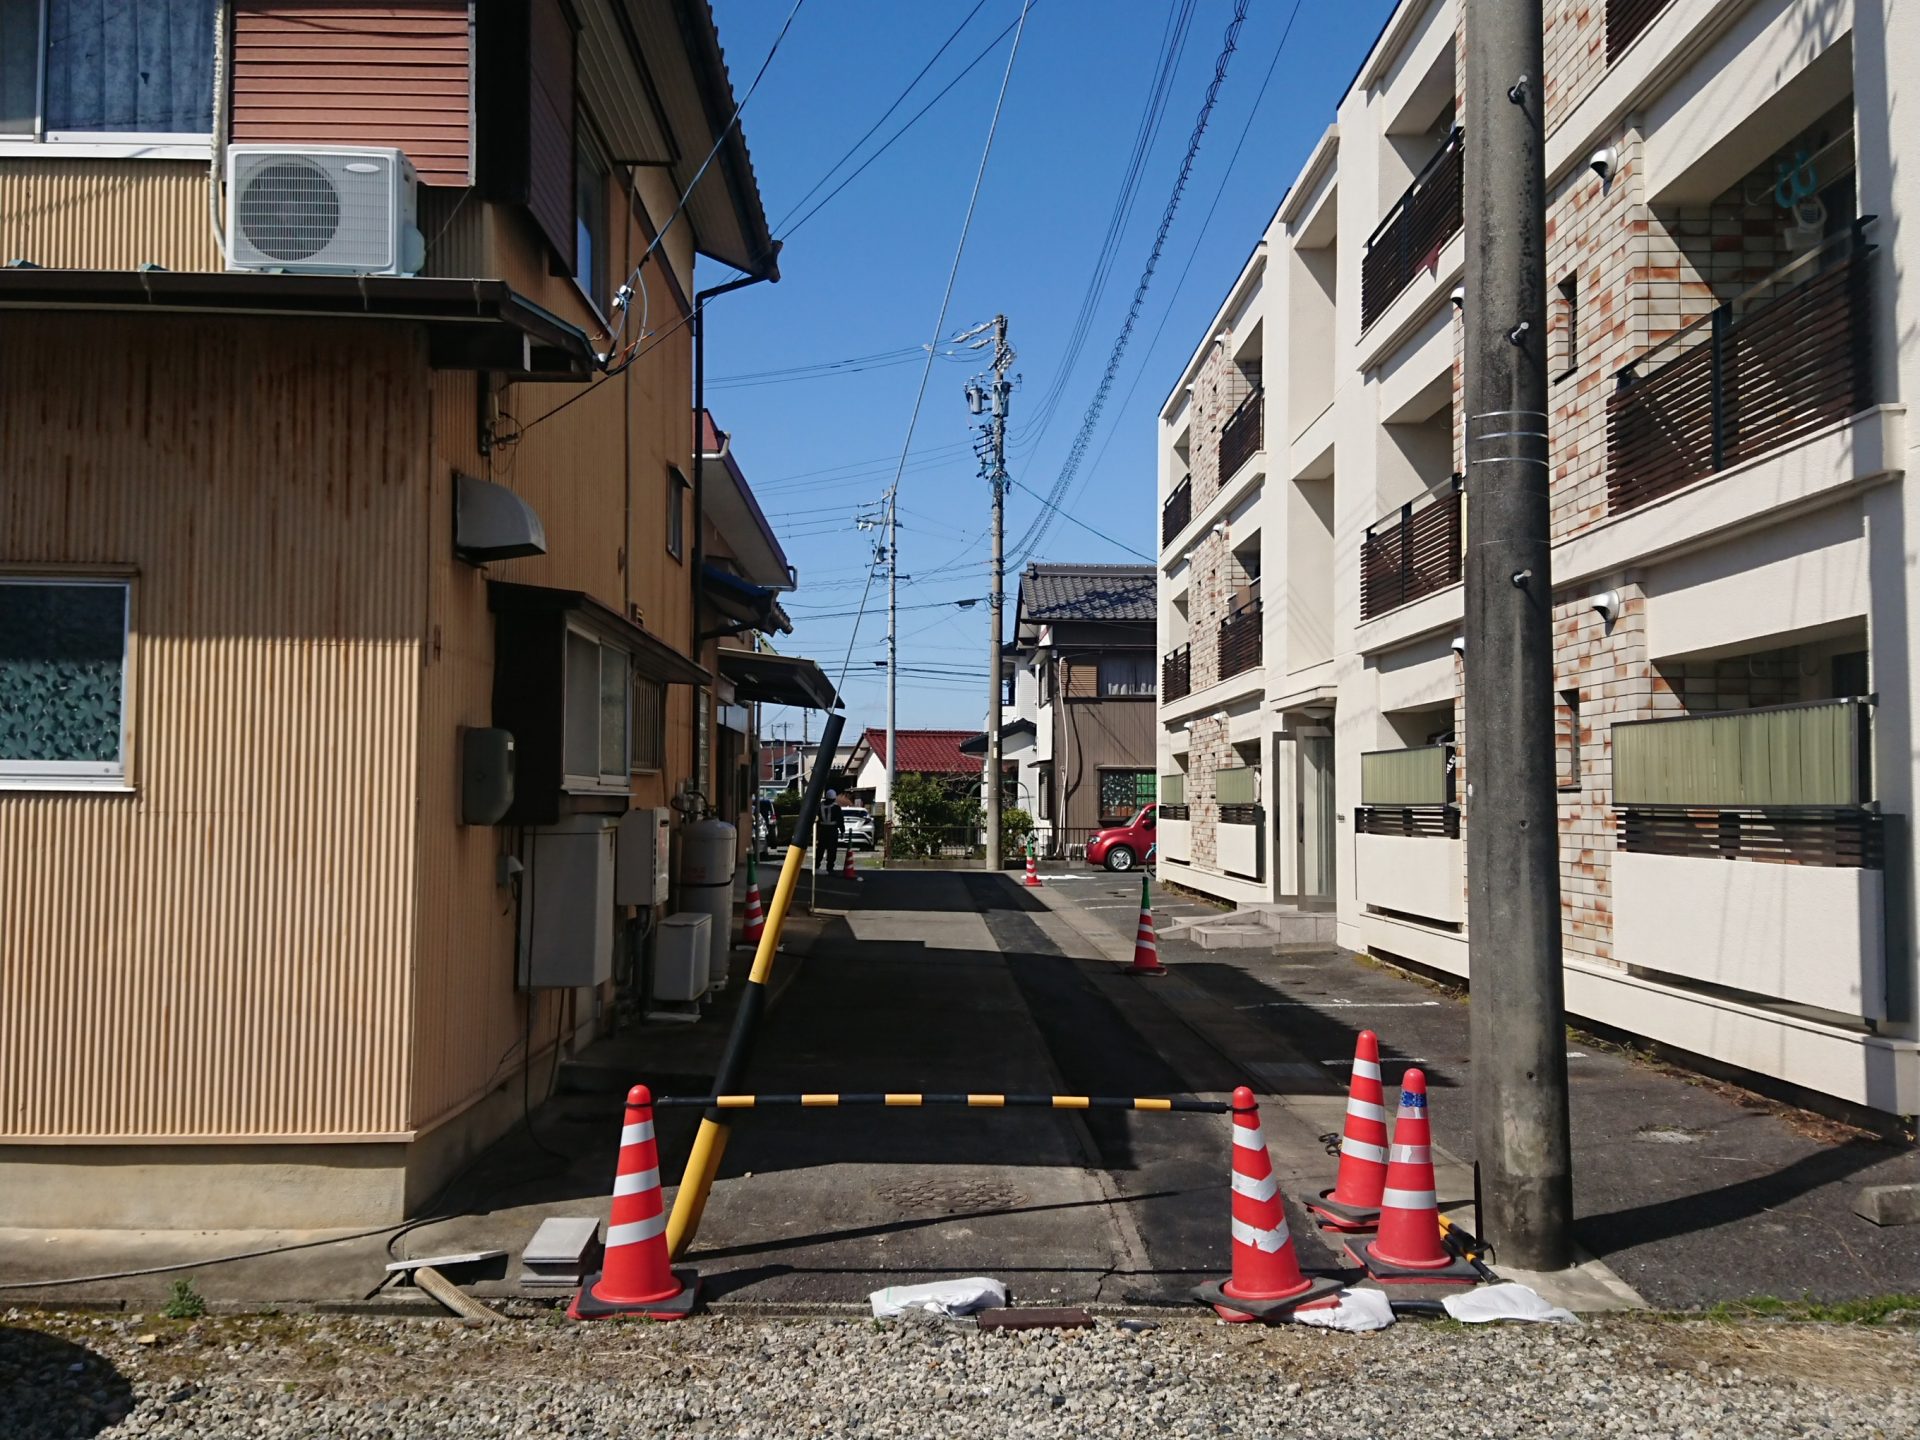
1237, 999, 1442, 1010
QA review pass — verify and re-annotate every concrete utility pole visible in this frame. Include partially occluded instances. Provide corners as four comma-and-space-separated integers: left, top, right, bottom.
966, 315, 1015, 871
883, 490, 898, 865
1463, 0, 1573, 1270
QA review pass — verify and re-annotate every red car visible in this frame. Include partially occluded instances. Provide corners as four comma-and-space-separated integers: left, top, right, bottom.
1086, 804, 1156, 872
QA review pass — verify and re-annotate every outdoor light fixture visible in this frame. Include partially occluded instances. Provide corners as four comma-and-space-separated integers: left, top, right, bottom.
1589, 146, 1617, 184
1450, 635, 1466, 655
1591, 589, 1620, 621
1450, 286, 1465, 310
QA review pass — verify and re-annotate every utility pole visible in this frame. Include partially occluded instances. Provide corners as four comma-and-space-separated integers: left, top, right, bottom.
883, 491, 899, 865
1463, 0, 1572, 1270
966, 315, 1015, 871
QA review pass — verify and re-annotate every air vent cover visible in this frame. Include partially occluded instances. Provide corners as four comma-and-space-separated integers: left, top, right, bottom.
225, 145, 424, 276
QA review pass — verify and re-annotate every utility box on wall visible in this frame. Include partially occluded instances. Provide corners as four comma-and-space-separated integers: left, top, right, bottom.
461, 727, 516, 825
518, 815, 616, 989
615, 807, 672, 907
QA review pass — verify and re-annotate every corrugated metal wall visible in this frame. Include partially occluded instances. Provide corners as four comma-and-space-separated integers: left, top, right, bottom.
231, 2, 474, 185
0, 160, 220, 271
0, 317, 428, 1140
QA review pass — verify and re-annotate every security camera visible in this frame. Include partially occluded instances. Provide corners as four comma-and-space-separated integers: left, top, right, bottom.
1590, 146, 1617, 182
1450, 286, 1465, 310
1450, 635, 1466, 655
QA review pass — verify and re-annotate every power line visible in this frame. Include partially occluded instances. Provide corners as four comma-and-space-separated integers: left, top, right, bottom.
1010, 480, 1153, 562
1009, 0, 1250, 566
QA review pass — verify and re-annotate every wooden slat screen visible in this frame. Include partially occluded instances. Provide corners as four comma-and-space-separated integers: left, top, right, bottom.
1359, 477, 1463, 621
1217, 599, 1262, 680
1613, 699, 1869, 808
1606, 0, 1673, 64
231, 3, 474, 185
1617, 809, 1882, 868
1356, 805, 1459, 838
526, 0, 577, 262
1162, 644, 1190, 702
1219, 389, 1263, 483
1361, 128, 1463, 330
1161, 476, 1192, 549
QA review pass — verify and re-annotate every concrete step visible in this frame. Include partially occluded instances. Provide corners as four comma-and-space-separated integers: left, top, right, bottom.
1189, 923, 1280, 950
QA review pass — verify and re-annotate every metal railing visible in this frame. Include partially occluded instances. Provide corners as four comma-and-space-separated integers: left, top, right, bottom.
1219, 388, 1264, 482
1606, 0, 1672, 63
1356, 805, 1460, 838
1217, 597, 1263, 679
1161, 476, 1192, 549
1607, 219, 1876, 514
1218, 803, 1263, 826
1162, 644, 1191, 702
1361, 127, 1463, 330
1359, 475, 1464, 621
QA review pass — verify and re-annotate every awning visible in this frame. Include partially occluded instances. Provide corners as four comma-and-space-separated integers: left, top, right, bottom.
489, 580, 708, 685
719, 649, 840, 710
958, 719, 1037, 755
701, 563, 791, 636
0, 271, 594, 380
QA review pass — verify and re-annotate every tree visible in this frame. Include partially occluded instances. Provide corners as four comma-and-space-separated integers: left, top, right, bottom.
890, 772, 978, 858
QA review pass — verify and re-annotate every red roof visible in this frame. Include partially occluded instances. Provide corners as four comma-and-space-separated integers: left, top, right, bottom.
861, 727, 982, 776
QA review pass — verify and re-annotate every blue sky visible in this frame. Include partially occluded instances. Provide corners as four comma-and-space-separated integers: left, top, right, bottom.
702, 0, 1391, 738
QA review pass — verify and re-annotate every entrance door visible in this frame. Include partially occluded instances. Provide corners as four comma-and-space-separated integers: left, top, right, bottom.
1297, 731, 1336, 904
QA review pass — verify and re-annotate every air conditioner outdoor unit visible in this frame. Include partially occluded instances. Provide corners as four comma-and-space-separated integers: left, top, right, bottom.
225, 145, 424, 276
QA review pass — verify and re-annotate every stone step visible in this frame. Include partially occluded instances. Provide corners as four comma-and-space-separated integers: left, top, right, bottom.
1189, 923, 1280, 950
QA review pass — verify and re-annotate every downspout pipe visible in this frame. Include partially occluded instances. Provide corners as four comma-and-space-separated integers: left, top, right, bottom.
692, 255, 781, 732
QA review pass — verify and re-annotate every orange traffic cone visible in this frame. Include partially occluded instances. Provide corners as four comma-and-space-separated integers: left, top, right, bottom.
1307, 1030, 1389, 1231
570, 1085, 699, 1319
843, 847, 859, 882
1127, 873, 1165, 975
1345, 1068, 1478, 1283
740, 852, 765, 948
1196, 1086, 1342, 1321
1023, 848, 1043, 887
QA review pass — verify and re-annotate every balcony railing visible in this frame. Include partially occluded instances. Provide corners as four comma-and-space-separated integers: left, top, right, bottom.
1218, 388, 1264, 483
1361, 127, 1463, 330
1161, 476, 1192, 549
1606, 0, 1673, 63
1162, 644, 1191, 702
1608, 220, 1875, 514
1356, 742, 1458, 839
1217, 598, 1262, 680
1359, 474, 1464, 621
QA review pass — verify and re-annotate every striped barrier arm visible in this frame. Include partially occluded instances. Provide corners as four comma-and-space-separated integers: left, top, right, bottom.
652, 1093, 1230, 1113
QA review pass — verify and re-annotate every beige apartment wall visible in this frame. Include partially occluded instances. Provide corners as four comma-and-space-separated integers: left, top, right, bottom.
0, 316, 430, 1143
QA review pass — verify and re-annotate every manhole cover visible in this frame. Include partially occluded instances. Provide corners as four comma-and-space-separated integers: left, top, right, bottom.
876, 1179, 1027, 1215
1635, 1125, 1709, 1144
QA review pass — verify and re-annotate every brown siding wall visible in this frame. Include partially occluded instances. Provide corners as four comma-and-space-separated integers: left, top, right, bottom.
1056, 697, 1155, 832
0, 161, 220, 271
0, 317, 429, 1140
231, 2, 475, 185
526, 0, 577, 260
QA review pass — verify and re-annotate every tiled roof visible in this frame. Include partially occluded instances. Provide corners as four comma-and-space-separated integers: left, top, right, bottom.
1018, 563, 1155, 623
860, 728, 982, 775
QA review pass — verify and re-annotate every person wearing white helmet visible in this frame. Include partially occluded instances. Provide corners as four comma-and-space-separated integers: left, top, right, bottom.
817, 788, 844, 874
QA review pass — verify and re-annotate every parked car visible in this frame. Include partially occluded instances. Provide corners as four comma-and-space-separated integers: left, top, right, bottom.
840, 806, 876, 850
1086, 804, 1156, 872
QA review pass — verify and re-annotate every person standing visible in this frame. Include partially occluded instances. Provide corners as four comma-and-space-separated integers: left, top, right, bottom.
817, 788, 843, 874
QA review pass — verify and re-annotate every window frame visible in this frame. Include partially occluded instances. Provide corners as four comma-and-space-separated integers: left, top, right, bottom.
1096, 652, 1155, 698
0, 572, 134, 791
630, 671, 666, 774
667, 468, 688, 562
0, 0, 217, 158
561, 620, 631, 793
1097, 766, 1154, 824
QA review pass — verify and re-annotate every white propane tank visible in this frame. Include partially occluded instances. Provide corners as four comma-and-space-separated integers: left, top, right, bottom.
679, 817, 738, 989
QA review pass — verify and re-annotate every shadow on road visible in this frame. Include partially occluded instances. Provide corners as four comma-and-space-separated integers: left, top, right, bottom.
0, 1326, 136, 1438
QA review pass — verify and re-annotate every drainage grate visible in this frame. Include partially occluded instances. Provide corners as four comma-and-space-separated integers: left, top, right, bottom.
876, 1179, 1027, 1215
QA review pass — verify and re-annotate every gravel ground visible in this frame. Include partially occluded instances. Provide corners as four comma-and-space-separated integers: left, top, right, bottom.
4, 1306, 1916, 1439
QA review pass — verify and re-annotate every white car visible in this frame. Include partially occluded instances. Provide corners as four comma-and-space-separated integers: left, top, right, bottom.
840, 806, 876, 850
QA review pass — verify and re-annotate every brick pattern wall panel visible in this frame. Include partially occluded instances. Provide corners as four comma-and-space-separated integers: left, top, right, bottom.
1542, 0, 1609, 137
1190, 716, 1230, 869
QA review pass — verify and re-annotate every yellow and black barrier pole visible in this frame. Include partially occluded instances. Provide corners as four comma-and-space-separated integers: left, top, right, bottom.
664, 711, 845, 1260
655, 1093, 1230, 1113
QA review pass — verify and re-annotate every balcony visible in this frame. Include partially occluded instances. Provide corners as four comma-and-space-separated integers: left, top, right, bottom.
1355, 744, 1462, 924
1217, 598, 1262, 681
1606, 0, 1673, 63
1215, 765, 1262, 878
1359, 474, 1463, 622
1608, 221, 1875, 514
1161, 644, 1191, 702
1218, 388, 1264, 484
1360, 127, 1463, 331
1612, 697, 1888, 1018
1161, 476, 1192, 549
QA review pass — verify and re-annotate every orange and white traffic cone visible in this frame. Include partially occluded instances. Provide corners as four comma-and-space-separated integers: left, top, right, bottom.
843, 847, 859, 882
1127, 873, 1166, 976
1307, 1030, 1389, 1231
1023, 846, 1043, 887
1345, 1068, 1478, 1284
740, 852, 765, 948
1196, 1086, 1342, 1321
570, 1085, 699, 1320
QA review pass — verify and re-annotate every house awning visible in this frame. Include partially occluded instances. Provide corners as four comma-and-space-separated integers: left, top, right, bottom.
702, 562, 791, 636
719, 649, 840, 710
489, 580, 707, 684
958, 719, 1037, 755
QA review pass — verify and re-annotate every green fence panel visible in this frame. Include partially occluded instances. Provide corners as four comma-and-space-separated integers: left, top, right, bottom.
1215, 766, 1257, 805
1613, 700, 1864, 806
1160, 773, 1185, 806
1360, 745, 1451, 805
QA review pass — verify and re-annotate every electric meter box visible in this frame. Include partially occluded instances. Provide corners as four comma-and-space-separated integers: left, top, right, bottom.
615, 807, 672, 906
460, 727, 515, 825
518, 815, 616, 989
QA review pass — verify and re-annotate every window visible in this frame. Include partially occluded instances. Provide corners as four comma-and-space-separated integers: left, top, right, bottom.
1097, 653, 1154, 697
667, 469, 687, 561
574, 124, 610, 312
563, 626, 628, 788
1556, 688, 1581, 790
1554, 274, 1579, 383
631, 673, 665, 773
0, 576, 130, 786
1, 1, 215, 142
695, 689, 711, 794
1099, 768, 1154, 823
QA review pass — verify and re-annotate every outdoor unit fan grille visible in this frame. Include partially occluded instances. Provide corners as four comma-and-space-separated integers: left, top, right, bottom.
229, 150, 401, 271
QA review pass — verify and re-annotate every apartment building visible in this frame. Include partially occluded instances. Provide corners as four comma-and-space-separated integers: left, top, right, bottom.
1156, 0, 1917, 1114
0, 0, 800, 1226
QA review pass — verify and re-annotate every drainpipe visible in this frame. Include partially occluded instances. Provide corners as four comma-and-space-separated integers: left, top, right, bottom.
691, 258, 780, 708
